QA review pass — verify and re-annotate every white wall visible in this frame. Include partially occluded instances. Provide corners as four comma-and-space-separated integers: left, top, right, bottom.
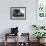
0, 0, 36, 42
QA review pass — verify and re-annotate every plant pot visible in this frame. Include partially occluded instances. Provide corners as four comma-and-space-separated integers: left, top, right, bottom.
37, 39, 40, 43
37, 39, 45, 44
40, 39, 45, 43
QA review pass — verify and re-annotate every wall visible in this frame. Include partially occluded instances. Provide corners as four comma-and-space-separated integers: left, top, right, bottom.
0, 0, 36, 42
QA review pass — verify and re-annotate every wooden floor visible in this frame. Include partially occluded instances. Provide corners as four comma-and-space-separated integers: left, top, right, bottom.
0, 42, 46, 46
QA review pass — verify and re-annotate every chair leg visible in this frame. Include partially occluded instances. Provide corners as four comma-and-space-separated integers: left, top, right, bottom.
4, 33, 7, 46
4, 41, 7, 46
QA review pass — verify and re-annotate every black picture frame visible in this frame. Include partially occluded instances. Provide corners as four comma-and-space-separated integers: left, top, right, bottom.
10, 7, 26, 20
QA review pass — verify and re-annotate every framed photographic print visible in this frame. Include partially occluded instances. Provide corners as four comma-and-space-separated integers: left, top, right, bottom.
10, 7, 26, 20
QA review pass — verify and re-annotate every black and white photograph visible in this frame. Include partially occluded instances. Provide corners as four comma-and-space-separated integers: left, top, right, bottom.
10, 7, 26, 20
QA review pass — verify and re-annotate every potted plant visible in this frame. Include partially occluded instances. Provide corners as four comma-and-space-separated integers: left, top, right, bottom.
32, 25, 39, 30
33, 32, 46, 43
32, 24, 45, 30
